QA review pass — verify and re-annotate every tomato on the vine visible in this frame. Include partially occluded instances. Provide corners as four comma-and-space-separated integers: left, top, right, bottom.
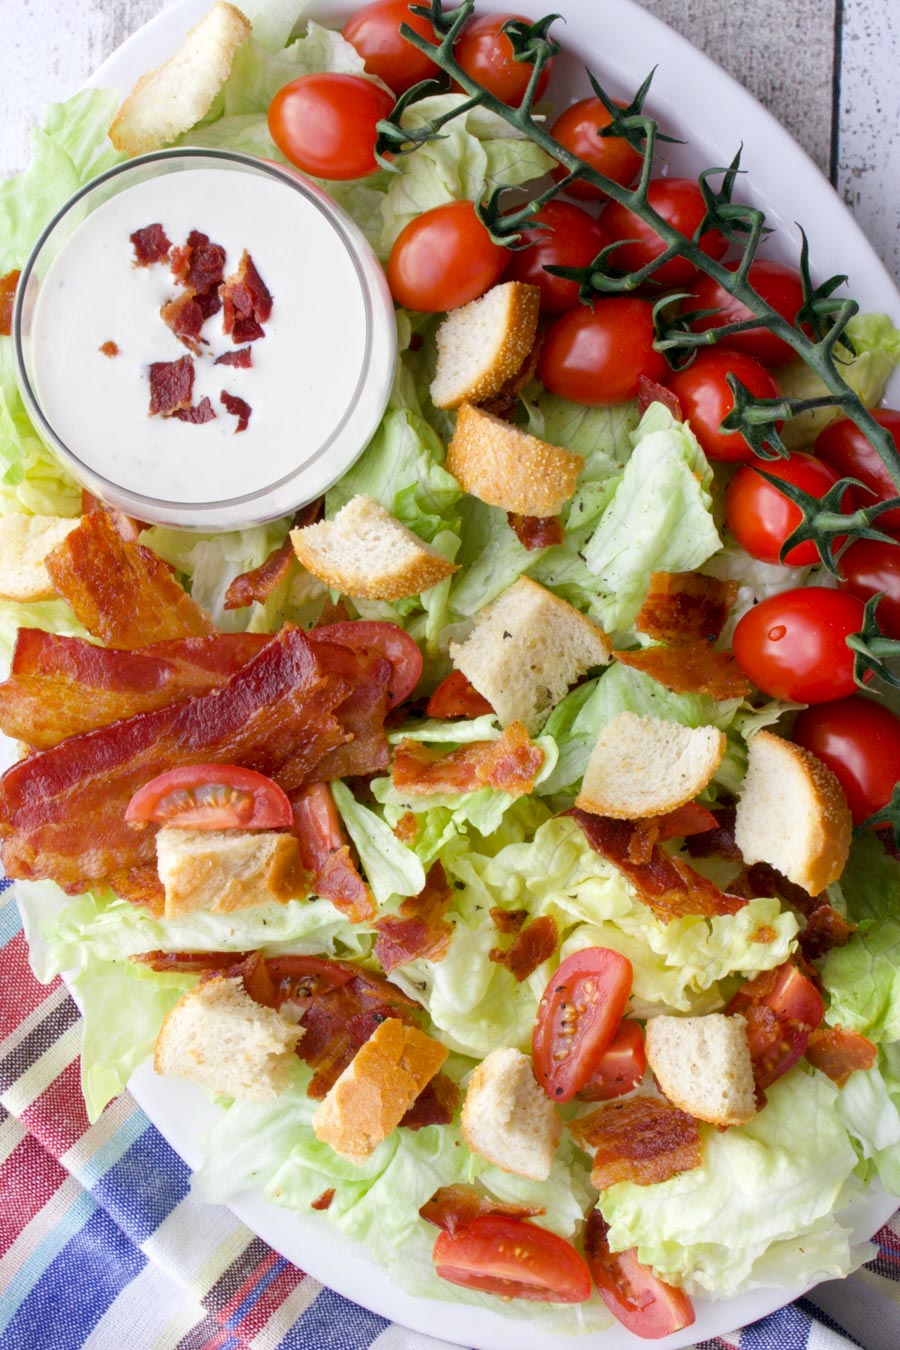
600, 178, 728, 286
537, 298, 667, 404
125, 765, 292, 830
583, 1211, 695, 1338
549, 97, 643, 201
455, 13, 553, 106
731, 587, 866, 702
815, 410, 900, 530
680, 260, 806, 366
504, 201, 609, 314
432, 1215, 592, 1302
386, 201, 509, 311
342, 0, 440, 94
792, 696, 900, 825
267, 74, 395, 179
665, 348, 782, 462
838, 538, 900, 639
532, 947, 633, 1102
724, 452, 848, 566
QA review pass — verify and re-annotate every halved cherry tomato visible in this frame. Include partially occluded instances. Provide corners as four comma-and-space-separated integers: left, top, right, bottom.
731, 587, 865, 702
455, 12, 553, 106
386, 201, 509, 311
125, 765, 292, 829
267, 74, 395, 179
426, 668, 493, 718
665, 348, 783, 462
583, 1210, 695, 1339
538, 298, 667, 405
578, 1019, 646, 1101
504, 200, 609, 314
432, 1214, 592, 1302
532, 947, 633, 1102
838, 538, 900, 639
724, 452, 848, 566
310, 620, 422, 704
600, 178, 727, 287
680, 260, 806, 367
792, 695, 900, 825
343, 0, 440, 94
726, 962, 824, 1090
816, 410, 900, 530
549, 97, 643, 201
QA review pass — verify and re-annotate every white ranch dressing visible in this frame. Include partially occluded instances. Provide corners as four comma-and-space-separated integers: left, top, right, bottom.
30, 169, 370, 507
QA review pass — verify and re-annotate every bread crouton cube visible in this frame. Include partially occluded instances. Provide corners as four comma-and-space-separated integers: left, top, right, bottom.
156, 826, 307, 918
430, 281, 541, 409
644, 1013, 757, 1127
461, 1046, 560, 1180
446, 404, 583, 517
575, 711, 726, 819
0, 514, 79, 602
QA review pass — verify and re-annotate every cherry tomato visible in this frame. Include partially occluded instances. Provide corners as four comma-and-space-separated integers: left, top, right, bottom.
726, 963, 824, 1090
342, 0, 440, 94
538, 298, 667, 405
267, 74, 395, 180
386, 201, 509, 311
578, 1019, 646, 1101
724, 452, 848, 566
432, 1215, 592, 1302
680, 260, 806, 367
792, 696, 900, 824
455, 12, 553, 106
731, 587, 866, 703
426, 668, 493, 718
504, 201, 609, 314
583, 1211, 695, 1339
310, 620, 422, 704
125, 765, 292, 829
549, 97, 643, 201
838, 538, 900, 639
815, 410, 900, 531
532, 947, 633, 1102
600, 178, 728, 287
665, 349, 782, 462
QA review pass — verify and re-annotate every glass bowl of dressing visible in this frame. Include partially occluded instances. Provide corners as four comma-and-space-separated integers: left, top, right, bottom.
12, 147, 397, 529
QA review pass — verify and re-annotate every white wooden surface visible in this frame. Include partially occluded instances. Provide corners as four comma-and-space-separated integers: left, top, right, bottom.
1, 0, 898, 283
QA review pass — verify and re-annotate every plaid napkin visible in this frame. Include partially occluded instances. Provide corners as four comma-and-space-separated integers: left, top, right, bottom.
2, 876, 898, 1350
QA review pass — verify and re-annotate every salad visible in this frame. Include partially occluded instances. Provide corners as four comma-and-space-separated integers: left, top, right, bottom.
3, 0, 900, 1341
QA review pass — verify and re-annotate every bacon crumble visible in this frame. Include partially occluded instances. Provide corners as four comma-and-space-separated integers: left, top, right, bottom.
489, 914, 558, 982
489, 906, 529, 935
220, 250, 273, 344
804, 1026, 877, 1087
420, 1184, 544, 1234
614, 643, 753, 700
148, 356, 195, 417
0, 269, 21, 336
311, 1189, 335, 1211
569, 1094, 702, 1189
636, 572, 738, 646
214, 346, 253, 369
374, 861, 455, 974
220, 389, 252, 432
130, 223, 171, 266
99, 340, 120, 358
507, 513, 565, 550
172, 397, 217, 425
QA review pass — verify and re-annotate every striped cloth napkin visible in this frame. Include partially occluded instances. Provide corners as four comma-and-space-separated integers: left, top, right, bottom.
2, 876, 898, 1350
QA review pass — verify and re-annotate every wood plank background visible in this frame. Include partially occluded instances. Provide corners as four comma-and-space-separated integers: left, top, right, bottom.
2, 0, 898, 282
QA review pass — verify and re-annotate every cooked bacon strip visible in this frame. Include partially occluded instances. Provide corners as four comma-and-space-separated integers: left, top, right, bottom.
400, 1072, 460, 1130
375, 861, 454, 974
148, 356, 195, 417
214, 346, 252, 369
80, 490, 146, 543
45, 511, 213, 649
635, 572, 738, 646
0, 628, 268, 749
220, 249, 272, 343
392, 722, 543, 799
0, 627, 354, 906
797, 904, 856, 961
172, 397, 217, 425
99, 340, 119, 358
290, 783, 374, 924
572, 808, 747, 923
490, 906, 529, 935
0, 269, 21, 336
420, 1184, 544, 1234
569, 1095, 702, 1189
624, 803, 720, 866
306, 640, 393, 782
614, 643, 752, 700
507, 513, 564, 550
805, 1026, 877, 1087
728, 860, 823, 917
637, 375, 682, 421
221, 390, 252, 432
489, 914, 558, 982
130, 224, 171, 266
160, 293, 205, 351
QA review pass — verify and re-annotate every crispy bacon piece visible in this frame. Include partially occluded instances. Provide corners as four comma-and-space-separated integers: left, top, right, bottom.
45, 511, 213, 649
489, 914, 558, 982
306, 640, 393, 783
637, 375, 682, 421
171, 230, 226, 300
220, 250, 272, 343
797, 904, 856, 962
290, 783, 374, 924
375, 861, 455, 974
0, 269, 21, 336
80, 491, 146, 543
99, 340, 119, 358
311, 1189, 335, 1211
160, 293, 205, 351
635, 572, 737, 646
507, 513, 565, 550
804, 1026, 877, 1087
420, 1184, 544, 1234
614, 643, 752, 700
224, 502, 322, 612
727, 860, 823, 917
0, 627, 354, 905
221, 390, 252, 432
400, 1072, 460, 1129
569, 1095, 702, 1189
392, 722, 543, 799
623, 803, 721, 866
0, 628, 268, 749
571, 808, 747, 923
394, 812, 418, 843
148, 356, 194, 417
490, 906, 529, 935
130, 224, 171, 266
214, 346, 253, 369
172, 397, 217, 425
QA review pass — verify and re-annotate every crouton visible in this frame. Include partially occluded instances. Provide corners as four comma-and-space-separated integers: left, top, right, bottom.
575, 712, 726, 819
109, 2, 251, 156
734, 730, 852, 895
154, 975, 302, 1101
430, 281, 541, 409
0, 514, 79, 602
449, 576, 611, 733
446, 404, 584, 518
312, 1018, 448, 1164
461, 1047, 560, 1181
156, 826, 307, 918
290, 494, 458, 601
644, 1013, 757, 1127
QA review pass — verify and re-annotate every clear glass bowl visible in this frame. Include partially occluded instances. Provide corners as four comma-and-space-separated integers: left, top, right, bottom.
13, 147, 397, 529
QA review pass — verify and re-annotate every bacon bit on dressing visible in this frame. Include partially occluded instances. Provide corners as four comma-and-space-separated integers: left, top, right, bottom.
130, 223, 172, 266
490, 906, 529, 935
569, 1095, 702, 1189
375, 861, 455, 974
637, 375, 683, 421
635, 572, 738, 646
0, 269, 21, 336
804, 1026, 877, 1087
173, 397, 217, 425
614, 642, 753, 701
489, 914, 558, 982
797, 904, 856, 961
220, 249, 273, 344
160, 293, 206, 352
171, 230, 226, 303
214, 346, 253, 369
311, 1189, 335, 1211
392, 722, 543, 799
148, 356, 195, 417
400, 1072, 460, 1130
420, 1184, 544, 1234
221, 390, 252, 432
507, 513, 565, 550
99, 341, 120, 358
